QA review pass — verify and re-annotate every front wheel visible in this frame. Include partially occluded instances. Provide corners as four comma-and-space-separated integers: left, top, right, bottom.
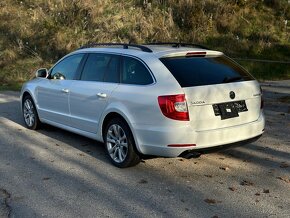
104, 118, 141, 168
22, 95, 41, 130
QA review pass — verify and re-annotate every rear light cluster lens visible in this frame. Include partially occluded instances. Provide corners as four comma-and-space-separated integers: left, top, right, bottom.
158, 94, 189, 121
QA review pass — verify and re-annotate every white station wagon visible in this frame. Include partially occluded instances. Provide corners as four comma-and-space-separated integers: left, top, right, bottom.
20, 43, 265, 167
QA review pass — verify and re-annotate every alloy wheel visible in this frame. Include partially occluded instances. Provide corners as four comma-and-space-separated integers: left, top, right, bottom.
23, 99, 35, 127
106, 124, 128, 163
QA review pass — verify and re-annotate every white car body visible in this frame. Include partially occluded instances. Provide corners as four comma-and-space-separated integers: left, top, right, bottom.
21, 44, 265, 160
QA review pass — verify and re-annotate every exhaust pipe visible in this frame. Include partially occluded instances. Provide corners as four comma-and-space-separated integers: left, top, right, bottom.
180, 151, 201, 159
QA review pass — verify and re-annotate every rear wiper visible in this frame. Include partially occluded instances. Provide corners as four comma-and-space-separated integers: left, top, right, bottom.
222, 76, 243, 83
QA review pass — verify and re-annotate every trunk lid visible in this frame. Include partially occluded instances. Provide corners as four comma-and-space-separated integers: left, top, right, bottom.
160, 52, 262, 131
183, 81, 261, 131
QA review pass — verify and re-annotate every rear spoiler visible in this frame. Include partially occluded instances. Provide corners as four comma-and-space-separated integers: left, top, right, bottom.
160, 50, 223, 58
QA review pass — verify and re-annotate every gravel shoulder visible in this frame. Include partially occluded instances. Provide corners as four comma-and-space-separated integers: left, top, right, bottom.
0, 82, 289, 218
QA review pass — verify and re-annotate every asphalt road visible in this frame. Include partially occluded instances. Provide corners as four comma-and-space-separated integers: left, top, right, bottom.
0, 82, 289, 218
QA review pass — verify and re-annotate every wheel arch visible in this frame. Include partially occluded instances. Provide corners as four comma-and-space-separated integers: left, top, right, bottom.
100, 111, 143, 155
22, 91, 31, 102
21, 89, 41, 130
21, 90, 35, 110
21, 89, 42, 120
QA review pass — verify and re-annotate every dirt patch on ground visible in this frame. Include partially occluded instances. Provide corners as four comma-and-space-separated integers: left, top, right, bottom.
278, 96, 290, 104
0, 188, 11, 218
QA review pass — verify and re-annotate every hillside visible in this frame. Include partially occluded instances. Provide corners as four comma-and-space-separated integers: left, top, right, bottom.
0, 0, 289, 89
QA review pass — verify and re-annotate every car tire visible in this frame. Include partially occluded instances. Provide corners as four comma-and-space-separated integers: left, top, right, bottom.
104, 118, 141, 168
22, 95, 41, 130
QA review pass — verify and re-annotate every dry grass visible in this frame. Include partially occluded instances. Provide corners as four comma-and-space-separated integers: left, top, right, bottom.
0, 0, 289, 88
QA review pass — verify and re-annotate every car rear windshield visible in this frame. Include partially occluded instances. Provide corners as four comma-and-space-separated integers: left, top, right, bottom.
160, 55, 254, 87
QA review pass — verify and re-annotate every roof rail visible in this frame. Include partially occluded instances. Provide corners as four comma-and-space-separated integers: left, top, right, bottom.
144, 42, 209, 50
79, 43, 153, 53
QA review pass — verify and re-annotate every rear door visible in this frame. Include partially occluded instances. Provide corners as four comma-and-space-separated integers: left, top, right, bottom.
160, 54, 262, 131
37, 54, 85, 126
69, 53, 120, 133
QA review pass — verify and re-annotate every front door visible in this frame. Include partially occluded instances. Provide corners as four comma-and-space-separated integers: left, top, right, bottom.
37, 53, 85, 126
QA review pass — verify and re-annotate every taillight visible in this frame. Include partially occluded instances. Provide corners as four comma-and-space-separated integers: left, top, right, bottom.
158, 94, 189, 121
260, 86, 264, 109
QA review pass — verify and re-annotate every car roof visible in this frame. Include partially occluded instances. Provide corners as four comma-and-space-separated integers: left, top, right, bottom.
72, 44, 223, 58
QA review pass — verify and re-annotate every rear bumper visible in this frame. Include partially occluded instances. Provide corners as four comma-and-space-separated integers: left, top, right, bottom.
180, 134, 262, 156
133, 112, 265, 157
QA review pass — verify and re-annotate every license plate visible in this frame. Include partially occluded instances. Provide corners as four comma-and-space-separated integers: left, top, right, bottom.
212, 100, 248, 120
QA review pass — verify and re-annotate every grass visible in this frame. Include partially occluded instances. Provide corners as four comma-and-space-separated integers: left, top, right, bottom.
0, 83, 23, 91
0, 0, 289, 90
0, 57, 49, 91
235, 60, 290, 81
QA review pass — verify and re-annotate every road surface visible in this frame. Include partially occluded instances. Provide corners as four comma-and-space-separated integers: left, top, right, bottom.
0, 82, 289, 217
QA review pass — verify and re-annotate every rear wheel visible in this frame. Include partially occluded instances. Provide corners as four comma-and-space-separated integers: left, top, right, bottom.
104, 118, 140, 168
22, 95, 41, 130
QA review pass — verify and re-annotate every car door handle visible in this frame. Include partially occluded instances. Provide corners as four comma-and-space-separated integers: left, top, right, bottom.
61, 88, 70, 93
97, 93, 107, 98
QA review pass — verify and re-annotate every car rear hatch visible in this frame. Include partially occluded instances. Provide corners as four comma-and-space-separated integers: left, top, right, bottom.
160, 51, 262, 131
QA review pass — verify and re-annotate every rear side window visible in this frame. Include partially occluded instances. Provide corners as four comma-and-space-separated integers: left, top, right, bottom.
121, 57, 153, 85
81, 54, 111, 82
160, 55, 254, 87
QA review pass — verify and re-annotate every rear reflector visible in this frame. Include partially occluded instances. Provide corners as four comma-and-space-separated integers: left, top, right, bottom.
260, 86, 264, 109
261, 98, 264, 109
158, 94, 189, 121
168, 144, 196, 147
186, 52, 206, 57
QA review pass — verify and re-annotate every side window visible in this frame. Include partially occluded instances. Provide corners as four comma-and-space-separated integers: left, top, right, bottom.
104, 55, 120, 83
50, 54, 84, 80
121, 57, 153, 85
81, 53, 111, 82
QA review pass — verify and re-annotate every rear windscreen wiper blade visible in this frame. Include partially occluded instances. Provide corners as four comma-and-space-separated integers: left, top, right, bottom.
223, 76, 243, 83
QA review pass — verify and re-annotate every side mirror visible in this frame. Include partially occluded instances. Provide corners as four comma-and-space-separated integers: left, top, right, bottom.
35, 68, 48, 78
